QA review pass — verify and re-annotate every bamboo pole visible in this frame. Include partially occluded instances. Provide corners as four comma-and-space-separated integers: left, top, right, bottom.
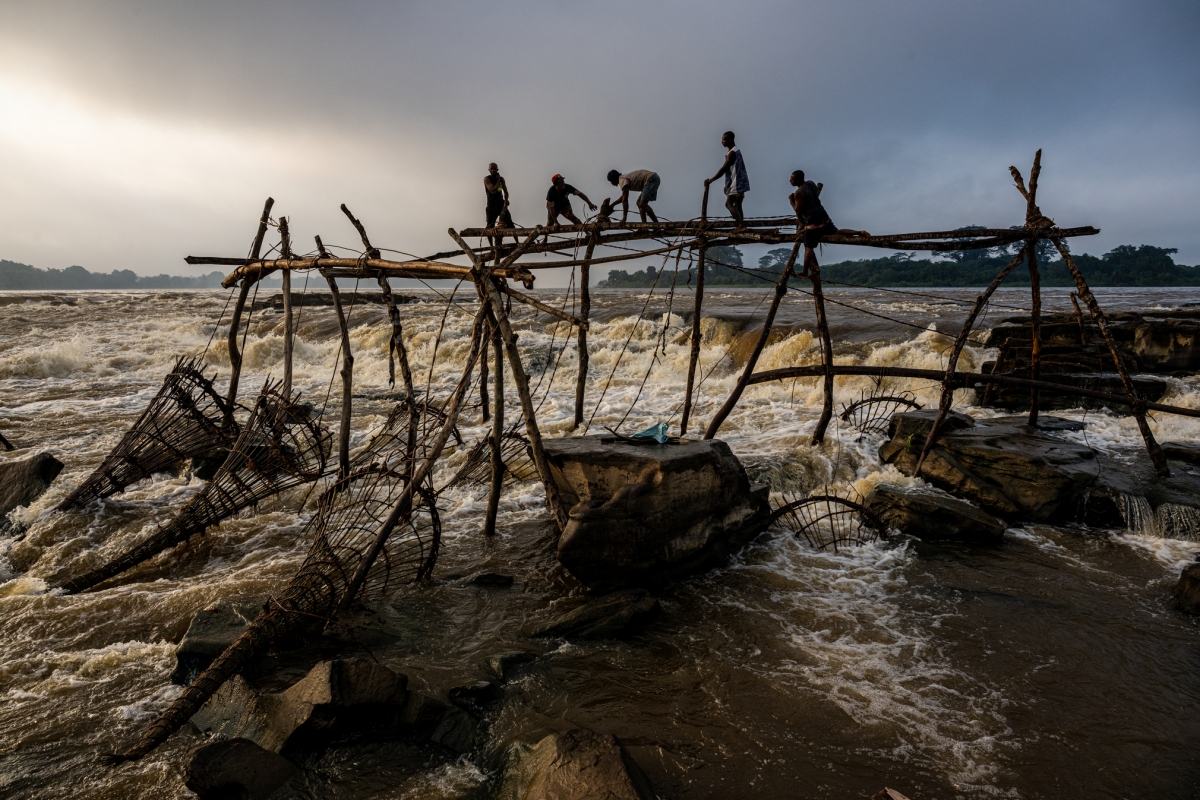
224, 198, 275, 425
704, 234, 804, 440
484, 315, 504, 536
809, 255, 836, 445
1052, 238, 1170, 477
448, 227, 570, 531
279, 217, 294, 397
913, 248, 1028, 476
574, 227, 599, 429
745, 364, 1200, 419
323, 271, 354, 479
679, 186, 710, 436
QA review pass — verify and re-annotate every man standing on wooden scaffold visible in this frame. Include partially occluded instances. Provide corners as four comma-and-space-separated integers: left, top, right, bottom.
705, 131, 750, 231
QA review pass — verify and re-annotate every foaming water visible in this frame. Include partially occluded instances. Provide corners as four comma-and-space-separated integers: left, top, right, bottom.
2, 286, 1200, 799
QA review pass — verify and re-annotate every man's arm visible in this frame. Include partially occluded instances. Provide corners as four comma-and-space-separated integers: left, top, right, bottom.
547, 201, 557, 227
572, 189, 598, 211
705, 151, 736, 186
617, 187, 631, 223
501, 178, 510, 203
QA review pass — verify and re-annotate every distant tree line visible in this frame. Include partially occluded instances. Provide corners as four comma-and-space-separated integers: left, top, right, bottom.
0, 260, 268, 290
598, 233, 1200, 289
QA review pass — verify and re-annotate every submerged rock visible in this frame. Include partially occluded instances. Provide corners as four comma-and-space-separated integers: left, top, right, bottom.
185, 737, 298, 800
172, 597, 266, 684
484, 651, 537, 682
465, 572, 515, 587
1175, 563, 1200, 615
864, 483, 1007, 541
493, 728, 657, 800
879, 411, 1096, 523
531, 588, 660, 640
0, 451, 63, 520
543, 436, 770, 591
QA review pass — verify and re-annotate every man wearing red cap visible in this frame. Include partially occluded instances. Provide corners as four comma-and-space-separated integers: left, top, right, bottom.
545, 174, 596, 229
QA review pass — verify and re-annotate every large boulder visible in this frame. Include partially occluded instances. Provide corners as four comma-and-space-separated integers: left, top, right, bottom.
864, 483, 1007, 541
185, 738, 297, 800
543, 436, 770, 591
0, 452, 63, 520
530, 589, 660, 640
1175, 563, 1200, 614
493, 728, 657, 800
879, 411, 1098, 523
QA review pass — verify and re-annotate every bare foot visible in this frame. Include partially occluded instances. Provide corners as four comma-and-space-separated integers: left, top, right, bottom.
859, 230, 871, 237
732, 226, 748, 233
796, 271, 810, 280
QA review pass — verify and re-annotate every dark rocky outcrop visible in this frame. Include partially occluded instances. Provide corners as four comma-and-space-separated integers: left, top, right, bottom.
543, 436, 770, 591
1175, 563, 1200, 614
172, 597, 266, 684
879, 411, 1096, 523
493, 728, 657, 800
0, 452, 63, 521
531, 588, 660, 640
864, 483, 1007, 541
185, 738, 298, 800
485, 652, 537, 682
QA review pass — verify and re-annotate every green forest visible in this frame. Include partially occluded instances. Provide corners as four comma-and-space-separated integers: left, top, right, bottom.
0, 260, 232, 290
598, 240, 1200, 289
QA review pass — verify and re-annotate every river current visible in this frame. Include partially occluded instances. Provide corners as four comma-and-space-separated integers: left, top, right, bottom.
2, 285, 1200, 799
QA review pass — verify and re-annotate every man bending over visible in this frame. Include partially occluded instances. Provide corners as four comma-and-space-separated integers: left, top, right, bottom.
606, 169, 661, 225
546, 174, 596, 229
789, 170, 869, 279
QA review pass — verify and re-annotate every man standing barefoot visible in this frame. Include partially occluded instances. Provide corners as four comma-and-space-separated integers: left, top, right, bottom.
705, 131, 750, 230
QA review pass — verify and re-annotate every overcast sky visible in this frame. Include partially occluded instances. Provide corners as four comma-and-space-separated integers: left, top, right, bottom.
1, 0, 1198, 286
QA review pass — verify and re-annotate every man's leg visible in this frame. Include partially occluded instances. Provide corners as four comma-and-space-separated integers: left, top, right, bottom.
728, 194, 745, 229
638, 198, 658, 223
799, 245, 817, 279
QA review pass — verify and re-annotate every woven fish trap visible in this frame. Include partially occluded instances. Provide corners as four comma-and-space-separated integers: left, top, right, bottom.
771, 490, 885, 552
440, 427, 535, 493
57, 356, 235, 511
839, 386, 922, 439
57, 380, 331, 593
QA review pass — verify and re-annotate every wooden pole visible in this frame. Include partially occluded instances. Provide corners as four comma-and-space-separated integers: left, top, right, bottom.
1070, 292, 1088, 345
448, 227, 570, 531
704, 234, 803, 439
574, 226, 599, 429
484, 315, 504, 537
1027, 242, 1042, 425
279, 216, 294, 397
680, 236, 707, 436
224, 197, 275, 426
480, 324, 491, 423
809, 255, 836, 445
323, 271, 355, 479
1052, 238, 1170, 477
913, 248, 1027, 476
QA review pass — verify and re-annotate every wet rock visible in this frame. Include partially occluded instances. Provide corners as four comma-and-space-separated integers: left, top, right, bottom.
531, 589, 660, 640
429, 704, 483, 754
0, 452, 63, 520
185, 738, 298, 800
879, 411, 1097, 523
1176, 563, 1200, 614
870, 789, 913, 800
494, 728, 657, 800
173, 597, 265, 685
448, 680, 503, 707
465, 572, 515, 587
191, 658, 408, 753
190, 448, 230, 481
864, 483, 1007, 541
484, 651, 537, 682
1162, 441, 1200, 466
543, 436, 770, 591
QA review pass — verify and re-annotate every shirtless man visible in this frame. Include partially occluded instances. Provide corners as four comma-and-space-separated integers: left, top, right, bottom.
545, 174, 596, 229
606, 169, 661, 225
484, 163, 517, 247
704, 131, 750, 230
789, 170, 869, 278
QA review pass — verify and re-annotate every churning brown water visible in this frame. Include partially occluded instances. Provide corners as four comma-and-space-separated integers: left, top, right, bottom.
3, 286, 1200, 799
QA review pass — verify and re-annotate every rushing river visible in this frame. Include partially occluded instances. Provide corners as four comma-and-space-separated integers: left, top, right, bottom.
2, 285, 1200, 799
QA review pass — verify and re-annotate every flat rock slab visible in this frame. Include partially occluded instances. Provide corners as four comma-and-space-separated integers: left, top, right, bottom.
1176, 563, 1200, 614
494, 728, 657, 800
543, 436, 769, 591
880, 411, 1097, 523
173, 597, 266, 684
185, 737, 298, 800
0, 451, 63, 519
864, 483, 1007, 541
531, 588, 660, 640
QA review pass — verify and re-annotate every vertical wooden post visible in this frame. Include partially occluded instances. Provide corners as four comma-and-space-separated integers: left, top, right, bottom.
225, 197, 275, 426
323, 271, 354, 479
913, 248, 1027, 475
1052, 238, 1170, 477
681, 236, 708, 436
484, 316, 504, 536
1070, 292, 1088, 345
448, 228, 570, 531
278, 216, 294, 397
704, 234, 803, 439
809, 256, 836, 445
573, 226, 599, 429
480, 328, 491, 422
1026, 242, 1042, 425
